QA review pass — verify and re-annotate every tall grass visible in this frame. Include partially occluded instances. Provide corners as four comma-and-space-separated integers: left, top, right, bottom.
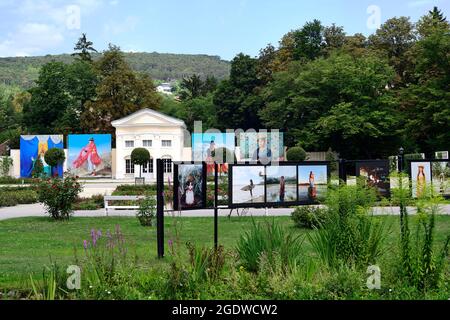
308, 184, 389, 269
236, 218, 304, 273
393, 174, 450, 291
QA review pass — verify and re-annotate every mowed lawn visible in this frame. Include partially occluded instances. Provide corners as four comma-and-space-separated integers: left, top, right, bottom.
0, 215, 449, 289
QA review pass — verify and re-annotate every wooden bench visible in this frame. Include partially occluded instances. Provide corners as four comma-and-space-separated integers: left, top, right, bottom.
104, 195, 146, 216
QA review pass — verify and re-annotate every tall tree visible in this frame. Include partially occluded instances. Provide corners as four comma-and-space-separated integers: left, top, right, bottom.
214, 53, 263, 130
260, 52, 400, 158
72, 33, 98, 62
179, 74, 203, 100
22, 62, 75, 134
292, 20, 325, 61
81, 45, 161, 135
324, 24, 346, 53
368, 17, 416, 86
416, 6, 450, 38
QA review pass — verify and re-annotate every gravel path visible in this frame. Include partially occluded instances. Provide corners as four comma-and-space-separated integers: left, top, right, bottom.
0, 203, 449, 221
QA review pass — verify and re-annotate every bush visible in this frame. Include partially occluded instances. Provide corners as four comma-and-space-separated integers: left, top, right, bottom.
308, 184, 388, 269
0, 156, 13, 177
37, 174, 83, 220
286, 147, 307, 161
73, 195, 104, 210
291, 206, 328, 229
236, 219, 304, 273
113, 184, 157, 195
137, 196, 156, 226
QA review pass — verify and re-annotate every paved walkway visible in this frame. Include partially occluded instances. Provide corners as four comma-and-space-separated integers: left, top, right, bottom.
0, 203, 449, 221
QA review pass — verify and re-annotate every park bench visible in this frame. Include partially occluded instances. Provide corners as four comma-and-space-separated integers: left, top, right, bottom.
104, 195, 146, 216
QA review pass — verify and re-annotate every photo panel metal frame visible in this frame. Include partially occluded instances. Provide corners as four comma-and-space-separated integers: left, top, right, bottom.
173, 161, 207, 211
408, 159, 450, 199
228, 161, 330, 208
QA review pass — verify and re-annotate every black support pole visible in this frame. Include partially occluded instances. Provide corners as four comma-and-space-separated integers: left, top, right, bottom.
214, 162, 219, 249
338, 159, 347, 185
156, 158, 164, 258
398, 147, 404, 173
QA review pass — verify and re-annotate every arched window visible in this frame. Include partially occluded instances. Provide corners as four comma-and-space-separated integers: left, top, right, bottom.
142, 157, 154, 174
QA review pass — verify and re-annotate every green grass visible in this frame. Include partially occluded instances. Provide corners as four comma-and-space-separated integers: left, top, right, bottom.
0, 215, 449, 290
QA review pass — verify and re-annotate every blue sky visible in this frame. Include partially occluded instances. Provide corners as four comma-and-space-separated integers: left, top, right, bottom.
0, 0, 448, 60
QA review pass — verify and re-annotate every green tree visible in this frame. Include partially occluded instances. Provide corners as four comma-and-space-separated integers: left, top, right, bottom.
22, 62, 75, 133
72, 33, 98, 62
368, 17, 416, 85
292, 20, 325, 61
214, 53, 263, 130
131, 148, 150, 178
179, 74, 203, 100
44, 148, 66, 177
260, 53, 400, 158
399, 28, 450, 154
81, 45, 161, 135
416, 6, 450, 38
324, 24, 346, 53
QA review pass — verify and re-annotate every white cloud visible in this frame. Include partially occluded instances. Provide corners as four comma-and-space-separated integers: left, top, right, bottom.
0, 0, 104, 57
0, 23, 64, 57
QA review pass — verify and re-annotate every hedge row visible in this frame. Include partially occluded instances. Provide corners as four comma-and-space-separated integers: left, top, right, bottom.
0, 187, 38, 207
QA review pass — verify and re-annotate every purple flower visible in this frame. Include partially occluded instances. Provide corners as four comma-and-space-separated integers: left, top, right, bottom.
97, 230, 102, 238
83, 240, 88, 249
168, 239, 173, 247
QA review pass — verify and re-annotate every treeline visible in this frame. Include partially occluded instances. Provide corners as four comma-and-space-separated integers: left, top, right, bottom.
163, 7, 450, 159
1, 7, 449, 159
0, 52, 230, 89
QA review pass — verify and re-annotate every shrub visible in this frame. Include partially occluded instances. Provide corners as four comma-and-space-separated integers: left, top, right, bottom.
286, 147, 307, 161
308, 184, 388, 269
0, 156, 13, 177
137, 196, 156, 226
291, 206, 328, 229
73, 195, 104, 210
131, 148, 150, 178
236, 219, 304, 273
44, 148, 65, 177
37, 174, 83, 220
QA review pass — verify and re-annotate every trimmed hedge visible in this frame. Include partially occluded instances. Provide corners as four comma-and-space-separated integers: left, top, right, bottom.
0, 187, 38, 207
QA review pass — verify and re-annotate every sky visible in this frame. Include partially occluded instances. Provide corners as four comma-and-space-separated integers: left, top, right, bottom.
0, 0, 449, 60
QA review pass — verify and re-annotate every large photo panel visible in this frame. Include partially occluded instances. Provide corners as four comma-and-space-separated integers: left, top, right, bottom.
192, 132, 235, 163
356, 161, 390, 197
174, 162, 207, 211
230, 165, 266, 207
239, 132, 284, 162
298, 164, 328, 203
20, 135, 64, 178
410, 161, 432, 198
68, 134, 112, 178
266, 165, 297, 204
431, 161, 450, 197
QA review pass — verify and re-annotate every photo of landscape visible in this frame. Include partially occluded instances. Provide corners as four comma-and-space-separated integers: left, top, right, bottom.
266, 166, 297, 203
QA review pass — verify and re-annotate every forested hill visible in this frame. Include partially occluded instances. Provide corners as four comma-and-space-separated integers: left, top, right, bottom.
0, 52, 231, 89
